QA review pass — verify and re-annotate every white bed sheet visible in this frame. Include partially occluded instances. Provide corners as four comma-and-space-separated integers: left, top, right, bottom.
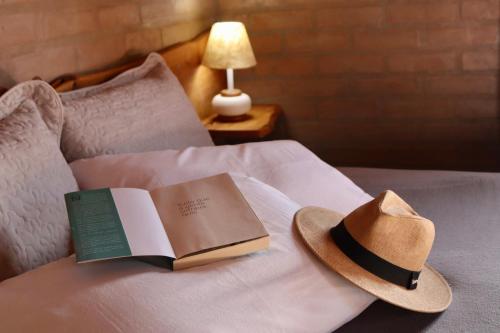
0, 140, 375, 332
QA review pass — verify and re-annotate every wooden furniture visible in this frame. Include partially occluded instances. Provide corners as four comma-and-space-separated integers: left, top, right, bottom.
202, 104, 283, 144
50, 31, 224, 119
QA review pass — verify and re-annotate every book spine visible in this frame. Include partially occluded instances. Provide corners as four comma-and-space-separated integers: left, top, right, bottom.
137, 256, 174, 270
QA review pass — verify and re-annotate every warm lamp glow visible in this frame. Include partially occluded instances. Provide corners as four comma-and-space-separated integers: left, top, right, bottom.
202, 22, 257, 70
203, 22, 256, 118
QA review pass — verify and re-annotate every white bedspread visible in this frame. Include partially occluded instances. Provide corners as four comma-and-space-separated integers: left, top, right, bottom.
0, 140, 375, 332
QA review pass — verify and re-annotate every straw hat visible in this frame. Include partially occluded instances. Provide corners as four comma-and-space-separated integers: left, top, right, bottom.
295, 190, 452, 313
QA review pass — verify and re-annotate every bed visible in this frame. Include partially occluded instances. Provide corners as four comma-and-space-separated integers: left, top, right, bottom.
0, 31, 499, 332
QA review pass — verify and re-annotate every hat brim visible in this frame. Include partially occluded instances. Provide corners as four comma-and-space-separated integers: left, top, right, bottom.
295, 206, 452, 313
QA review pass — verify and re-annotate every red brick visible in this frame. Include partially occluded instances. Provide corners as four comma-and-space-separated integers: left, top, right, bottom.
140, 3, 172, 27
141, 1, 214, 27
424, 25, 499, 47
218, 0, 262, 11
286, 78, 351, 97
387, 3, 459, 24
285, 32, 350, 52
354, 30, 418, 50
273, 97, 318, 120
423, 28, 467, 48
238, 79, 283, 98
251, 33, 282, 55
99, 4, 141, 29
319, 55, 385, 74
377, 99, 498, 120
423, 123, 498, 144
351, 77, 420, 95
286, 121, 369, 149
76, 35, 126, 71
8, 45, 77, 82
377, 99, 430, 119
387, 4, 426, 23
253, 56, 315, 77
462, 0, 500, 20
0, 12, 36, 46
218, 0, 382, 11
41, 9, 99, 40
451, 99, 498, 118
426, 3, 460, 23
317, 6, 384, 28
468, 25, 499, 45
318, 98, 378, 120
462, 50, 499, 70
388, 52, 456, 73
249, 10, 313, 31
126, 29, 163, 54
217, 0, 321, 11
425, 75, 498, 95
288, 122, 423, 146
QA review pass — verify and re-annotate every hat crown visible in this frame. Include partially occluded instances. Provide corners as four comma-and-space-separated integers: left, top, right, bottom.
344, 190, 435, 271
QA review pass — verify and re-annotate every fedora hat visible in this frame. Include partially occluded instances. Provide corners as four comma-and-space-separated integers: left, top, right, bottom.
295, 190, 452, 313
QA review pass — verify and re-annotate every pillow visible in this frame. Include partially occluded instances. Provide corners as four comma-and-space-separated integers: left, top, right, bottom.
71, 140, 372, 213
59, 53, 213, 162
0, 81, 78, 280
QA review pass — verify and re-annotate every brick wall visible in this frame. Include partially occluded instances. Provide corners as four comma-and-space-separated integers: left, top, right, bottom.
218, 0, 500, 171
0, 0, 217, 86
1, 0, 498, 170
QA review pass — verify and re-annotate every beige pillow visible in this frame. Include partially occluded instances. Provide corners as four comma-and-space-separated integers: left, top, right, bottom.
0, 81, 78, 280
60, 53, 214, 162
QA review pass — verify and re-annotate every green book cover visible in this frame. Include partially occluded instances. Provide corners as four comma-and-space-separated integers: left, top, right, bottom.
65, 188, 132, 262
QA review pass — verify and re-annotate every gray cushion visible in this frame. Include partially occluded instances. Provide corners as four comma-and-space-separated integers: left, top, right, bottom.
0, 81, 78, 280
60, 53, 214, 162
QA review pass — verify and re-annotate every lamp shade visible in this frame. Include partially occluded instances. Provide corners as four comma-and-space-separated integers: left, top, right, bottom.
202, 22, 257, 70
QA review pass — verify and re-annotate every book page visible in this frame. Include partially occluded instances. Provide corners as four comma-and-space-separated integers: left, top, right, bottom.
111, 188, 176, 259
150, 173, 268, 258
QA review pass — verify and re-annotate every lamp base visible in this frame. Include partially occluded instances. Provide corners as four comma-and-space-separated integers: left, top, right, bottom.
211, 91, 251, 117
214, 114, 251, 123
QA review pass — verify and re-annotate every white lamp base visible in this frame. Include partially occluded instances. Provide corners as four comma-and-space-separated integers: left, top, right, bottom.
211, 92, 252, 117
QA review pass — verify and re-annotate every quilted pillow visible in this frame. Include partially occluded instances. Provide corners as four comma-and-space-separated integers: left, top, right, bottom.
60, 53, 214, 162
0, 81, 78, 280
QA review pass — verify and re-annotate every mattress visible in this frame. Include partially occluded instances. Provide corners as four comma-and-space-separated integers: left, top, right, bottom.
337, 167, 500, 333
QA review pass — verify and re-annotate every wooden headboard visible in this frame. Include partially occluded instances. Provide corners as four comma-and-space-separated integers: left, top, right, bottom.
50, 31, 224, 119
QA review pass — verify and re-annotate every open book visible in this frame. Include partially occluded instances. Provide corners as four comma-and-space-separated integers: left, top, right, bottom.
64, 173, 269, 270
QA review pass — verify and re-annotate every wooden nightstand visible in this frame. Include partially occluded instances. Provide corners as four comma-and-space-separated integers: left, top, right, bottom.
202, 104, 284, 145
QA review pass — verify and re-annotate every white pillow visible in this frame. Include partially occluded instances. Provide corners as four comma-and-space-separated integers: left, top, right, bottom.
59, 53, 213, 162
71, 140, 371, 214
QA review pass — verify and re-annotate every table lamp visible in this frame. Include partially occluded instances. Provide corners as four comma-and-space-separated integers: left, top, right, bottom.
202, 22, 257, 118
